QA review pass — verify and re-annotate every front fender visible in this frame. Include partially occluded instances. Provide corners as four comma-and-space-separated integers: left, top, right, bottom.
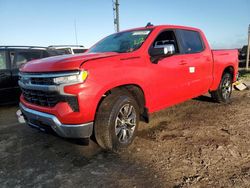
64, 78, 150, 123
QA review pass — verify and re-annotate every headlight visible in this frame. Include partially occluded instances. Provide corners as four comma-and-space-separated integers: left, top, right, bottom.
53, 71, 88, 85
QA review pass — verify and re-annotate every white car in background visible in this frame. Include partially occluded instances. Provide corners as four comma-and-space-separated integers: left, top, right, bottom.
48, 45, 88, 54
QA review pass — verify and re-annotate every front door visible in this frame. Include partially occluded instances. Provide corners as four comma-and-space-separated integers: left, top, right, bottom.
146, 30, 190, 111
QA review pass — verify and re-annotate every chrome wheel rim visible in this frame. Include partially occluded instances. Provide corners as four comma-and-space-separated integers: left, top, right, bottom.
222, 77, 232, 99
115, 104, 137, 143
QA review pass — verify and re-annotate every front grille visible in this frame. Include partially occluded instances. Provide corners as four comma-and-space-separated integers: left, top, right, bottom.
30, 77, 54, 85
21, 88, 58, 107
21, 88, 79, 111
19, 71, 80, 112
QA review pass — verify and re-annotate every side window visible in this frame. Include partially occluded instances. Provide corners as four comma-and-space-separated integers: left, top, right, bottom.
13, 50, 42, 68
51, 49, 71, 55
0, 51, 7, 70
73, 49, 87, 54
178, 30, 204, 53
59, 48, 72, 54
45, 50, 68, 57
152, 30, 179, 53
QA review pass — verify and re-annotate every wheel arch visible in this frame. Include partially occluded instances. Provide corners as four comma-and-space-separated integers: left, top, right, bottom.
210, 65, 236, 92
95, 84, 149, 123
222, 66, 235, 79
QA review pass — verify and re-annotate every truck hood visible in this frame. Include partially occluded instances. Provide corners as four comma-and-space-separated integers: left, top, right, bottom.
20, 52, 118, 72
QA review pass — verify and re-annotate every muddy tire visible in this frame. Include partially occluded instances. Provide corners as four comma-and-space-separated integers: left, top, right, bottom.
211, 73, 233, 103
94, 90, 140, 152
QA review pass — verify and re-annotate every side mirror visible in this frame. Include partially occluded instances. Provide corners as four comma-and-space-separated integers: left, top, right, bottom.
149, 44, 175, 63
149, 44, 175, 57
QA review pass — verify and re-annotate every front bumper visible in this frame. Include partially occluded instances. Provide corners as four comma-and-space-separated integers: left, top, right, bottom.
19, 103, 93, 138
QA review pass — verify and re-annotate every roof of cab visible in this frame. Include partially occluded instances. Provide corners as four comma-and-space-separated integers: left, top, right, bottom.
121, 24, 202, 33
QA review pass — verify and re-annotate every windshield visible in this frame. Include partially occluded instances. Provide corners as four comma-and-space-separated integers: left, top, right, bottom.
89, 29, 151, 53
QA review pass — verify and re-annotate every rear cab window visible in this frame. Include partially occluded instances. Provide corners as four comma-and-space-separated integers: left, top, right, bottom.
177, 29, 204, 54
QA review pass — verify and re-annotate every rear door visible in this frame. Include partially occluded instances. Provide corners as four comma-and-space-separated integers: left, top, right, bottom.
0, 49, 13, 103
176, 29, 213, 97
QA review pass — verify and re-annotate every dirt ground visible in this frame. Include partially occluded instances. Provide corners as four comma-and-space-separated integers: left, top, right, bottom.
0, 89, 250, 187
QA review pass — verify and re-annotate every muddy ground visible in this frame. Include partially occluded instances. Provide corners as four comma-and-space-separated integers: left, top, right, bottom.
0, 89, 250, 187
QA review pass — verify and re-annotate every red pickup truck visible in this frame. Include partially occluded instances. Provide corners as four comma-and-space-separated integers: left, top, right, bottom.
18, 25, 238, 151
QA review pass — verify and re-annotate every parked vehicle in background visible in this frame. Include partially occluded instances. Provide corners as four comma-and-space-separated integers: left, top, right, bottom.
48, 45, 88, 54
0, 46, 66, 104
18, 25, 238, 151
238, 45, 249, 67
239, 45, 248, 60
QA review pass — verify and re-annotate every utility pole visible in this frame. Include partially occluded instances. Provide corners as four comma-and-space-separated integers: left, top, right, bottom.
74, 19, 78, 45
113, 0, 120, 32
246, 24, 250, 70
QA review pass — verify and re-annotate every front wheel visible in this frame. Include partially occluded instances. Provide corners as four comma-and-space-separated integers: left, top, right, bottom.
210, 72, 233, 103
94, 90, 139, 152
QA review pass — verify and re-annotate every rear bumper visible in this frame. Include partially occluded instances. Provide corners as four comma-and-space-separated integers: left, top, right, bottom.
19, 103, 93, 138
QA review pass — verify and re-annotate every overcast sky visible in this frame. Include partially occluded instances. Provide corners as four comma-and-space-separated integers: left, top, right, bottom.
0, 0, 249, 49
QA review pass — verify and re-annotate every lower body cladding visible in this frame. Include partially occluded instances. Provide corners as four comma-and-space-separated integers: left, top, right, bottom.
18, 103, 93, 139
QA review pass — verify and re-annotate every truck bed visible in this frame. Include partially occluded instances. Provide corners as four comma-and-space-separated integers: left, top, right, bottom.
212, 49, 238, 66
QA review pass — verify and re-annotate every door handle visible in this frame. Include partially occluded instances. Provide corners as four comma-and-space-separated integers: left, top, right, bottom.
179, 60, 187, 65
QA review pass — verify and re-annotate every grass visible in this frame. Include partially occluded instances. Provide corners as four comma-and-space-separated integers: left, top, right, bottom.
239, 69, 250, 81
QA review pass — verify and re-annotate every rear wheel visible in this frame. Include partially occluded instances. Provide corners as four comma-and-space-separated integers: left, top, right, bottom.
211, 72, 233, 103
94, 90, 139, 151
